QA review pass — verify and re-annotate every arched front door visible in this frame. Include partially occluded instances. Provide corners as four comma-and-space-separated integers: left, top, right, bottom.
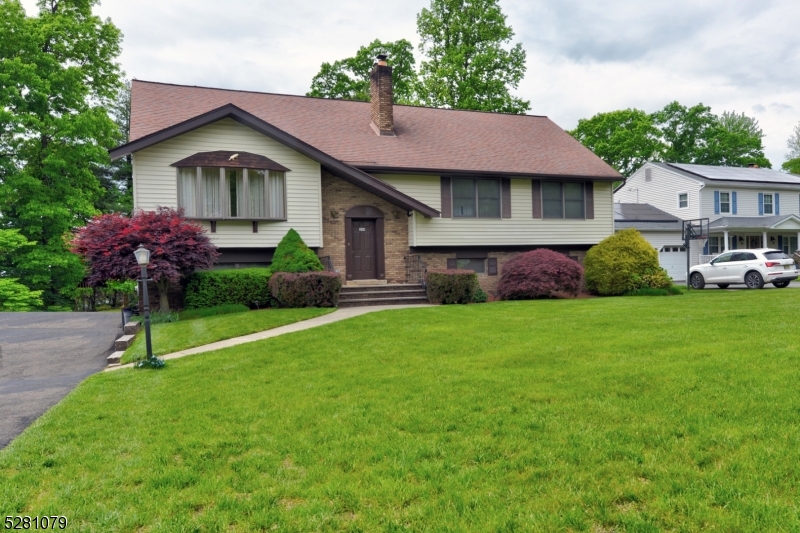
345, 206, 385, 281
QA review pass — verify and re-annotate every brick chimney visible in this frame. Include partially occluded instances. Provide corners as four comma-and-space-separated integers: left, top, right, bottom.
370, 54, 394, 136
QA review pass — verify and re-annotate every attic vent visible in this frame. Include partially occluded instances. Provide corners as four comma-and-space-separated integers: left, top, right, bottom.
645, 168, 652, 182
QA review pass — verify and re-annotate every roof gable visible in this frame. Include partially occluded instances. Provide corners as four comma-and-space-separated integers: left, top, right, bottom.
113, 104, 439, 217
123, 80, 621, 180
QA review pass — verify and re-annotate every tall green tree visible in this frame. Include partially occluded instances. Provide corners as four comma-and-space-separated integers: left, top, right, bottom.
416, 0, 529, 113
0, 229, 43, 310
782, 121, 800, 174
568, 109, 664, 178
652, 102, 770, 167
307, 39, 418, 104
0, 0, 123, 308
95, 80, 133, 214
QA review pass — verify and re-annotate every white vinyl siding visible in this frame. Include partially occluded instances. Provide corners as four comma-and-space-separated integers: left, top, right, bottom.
614, 163, 703, 220
378, 174, 614, 246
700, 188, 800, 220
133, 118, 322, 248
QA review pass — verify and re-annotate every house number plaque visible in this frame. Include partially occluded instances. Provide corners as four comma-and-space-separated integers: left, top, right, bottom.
359, 227, 366, 231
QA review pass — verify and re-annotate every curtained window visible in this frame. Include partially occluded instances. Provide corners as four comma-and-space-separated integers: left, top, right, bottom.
177, 167, 286, 220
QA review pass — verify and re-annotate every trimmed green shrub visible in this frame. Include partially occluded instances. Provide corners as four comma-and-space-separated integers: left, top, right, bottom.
473, 287, 488, 303
179, 304, 249, 320
497, 249, 584, 300
584, 229, 670, 296
184, 268, 272, 309
426, 270, 479, 304
269, 271, 342, 308
269, 229, 324, 274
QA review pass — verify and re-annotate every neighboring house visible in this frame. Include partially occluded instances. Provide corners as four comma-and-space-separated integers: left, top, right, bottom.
615, 162, 800, 268
110, 57, 621, 295
613, 203, 687, 281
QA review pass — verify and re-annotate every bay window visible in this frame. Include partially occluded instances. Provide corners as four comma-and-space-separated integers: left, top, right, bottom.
173, 151, 289, 220
176, 168, 286, 220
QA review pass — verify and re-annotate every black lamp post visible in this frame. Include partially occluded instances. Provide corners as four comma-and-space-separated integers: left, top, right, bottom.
133, 244, 154, 363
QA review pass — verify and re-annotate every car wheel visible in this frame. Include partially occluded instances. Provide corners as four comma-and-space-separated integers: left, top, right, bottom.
773, 280, 790, 288
744, 271, 764, 289
717, 284, 729, 289
690, 272, 705, 289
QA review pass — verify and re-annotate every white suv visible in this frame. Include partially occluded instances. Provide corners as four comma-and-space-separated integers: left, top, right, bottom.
689, 249, 799, 289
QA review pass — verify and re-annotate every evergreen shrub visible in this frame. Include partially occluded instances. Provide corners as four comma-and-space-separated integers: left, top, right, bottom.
584, 229, 671, 295
184, 268, 271, 309
497, 249, 584, 300
426, 270, 479, 304
269, 271, 342, 308
269, 229, 324, 274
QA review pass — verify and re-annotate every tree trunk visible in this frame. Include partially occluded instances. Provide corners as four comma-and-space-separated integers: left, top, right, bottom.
156, 279, 171, 313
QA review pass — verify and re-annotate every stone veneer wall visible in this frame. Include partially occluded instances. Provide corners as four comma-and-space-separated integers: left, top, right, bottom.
319, 171, 410, 284
417, 249, 588, 296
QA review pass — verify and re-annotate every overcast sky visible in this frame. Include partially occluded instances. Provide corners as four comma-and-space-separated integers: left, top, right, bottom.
22, 0, 800, 167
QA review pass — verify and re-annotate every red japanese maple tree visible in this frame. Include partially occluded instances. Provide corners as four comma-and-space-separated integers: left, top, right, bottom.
73, 207, 219, 311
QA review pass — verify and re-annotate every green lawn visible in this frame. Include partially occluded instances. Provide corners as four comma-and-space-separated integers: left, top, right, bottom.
3, 291, 800, 531
121, 307, 334, 363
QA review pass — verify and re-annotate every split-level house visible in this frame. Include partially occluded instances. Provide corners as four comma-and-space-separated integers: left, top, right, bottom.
110, 58, 621, 296
615, 162, 800, 272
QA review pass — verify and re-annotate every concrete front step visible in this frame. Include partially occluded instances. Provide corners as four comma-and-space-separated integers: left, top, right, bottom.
123, 321, 141, 335
338, 296, 430, 308
114, 334, 136, 351
106, 351, 125, 365
339, 289, 426, 300
341, 284, 425, 293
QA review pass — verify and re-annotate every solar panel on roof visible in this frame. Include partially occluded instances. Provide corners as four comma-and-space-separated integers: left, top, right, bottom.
669, 163, 800, 185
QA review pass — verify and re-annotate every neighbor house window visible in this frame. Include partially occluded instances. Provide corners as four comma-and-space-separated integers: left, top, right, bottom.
709, 236, 721, 255
763, 194, 773, 214
678, 193, 688, 209
543, 182, 584, 219
719, 192, 730, 214
783, 236, 798, 256
452, 178, 501, 218
178, 166, 286, 220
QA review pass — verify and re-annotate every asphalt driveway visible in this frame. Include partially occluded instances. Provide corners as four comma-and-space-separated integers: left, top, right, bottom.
0, 312, 122, 449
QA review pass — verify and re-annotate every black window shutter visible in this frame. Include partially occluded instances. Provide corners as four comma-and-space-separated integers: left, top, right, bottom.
585, 182, 594, 219
441, 177, 452, 218
446, 258, 457, 269
531, 180, 542, 218
488, 257, 498, 276
501, 179, 511, 218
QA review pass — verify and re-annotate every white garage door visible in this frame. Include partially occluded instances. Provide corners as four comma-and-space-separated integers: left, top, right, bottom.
659, 245, 687, 281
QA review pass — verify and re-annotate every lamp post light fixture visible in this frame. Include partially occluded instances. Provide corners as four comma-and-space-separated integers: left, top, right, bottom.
134, 244, 161, 367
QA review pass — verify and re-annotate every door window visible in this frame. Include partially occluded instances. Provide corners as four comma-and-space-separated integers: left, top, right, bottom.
711, 253, 733, 264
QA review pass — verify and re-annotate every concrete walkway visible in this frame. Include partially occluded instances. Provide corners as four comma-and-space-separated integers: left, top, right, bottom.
106, 304, 433, 372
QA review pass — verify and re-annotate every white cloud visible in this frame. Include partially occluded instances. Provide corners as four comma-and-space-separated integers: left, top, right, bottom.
20, 0, 800, 166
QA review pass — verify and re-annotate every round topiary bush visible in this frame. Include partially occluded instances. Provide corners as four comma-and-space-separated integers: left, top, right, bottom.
584, 229, 668, 295
497, 248, 584, 300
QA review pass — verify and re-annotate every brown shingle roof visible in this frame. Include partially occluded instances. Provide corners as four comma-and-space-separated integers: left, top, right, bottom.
128, 80, 621, 180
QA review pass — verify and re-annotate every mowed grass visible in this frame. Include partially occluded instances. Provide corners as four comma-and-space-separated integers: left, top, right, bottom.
3, 291, 800, 532
121, 307, 333, 363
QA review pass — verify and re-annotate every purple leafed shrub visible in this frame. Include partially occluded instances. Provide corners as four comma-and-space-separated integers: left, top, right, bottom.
497, 249, 584, 300
269, 271, 342, 308
426, 269, 479, 304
